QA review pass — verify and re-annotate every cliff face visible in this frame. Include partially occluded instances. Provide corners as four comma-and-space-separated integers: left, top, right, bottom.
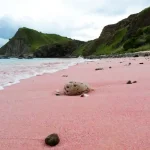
98, 14, 136, 44
1, 38, 30, 56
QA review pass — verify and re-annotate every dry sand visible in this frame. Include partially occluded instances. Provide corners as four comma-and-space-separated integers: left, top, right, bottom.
0, 57, 150, 150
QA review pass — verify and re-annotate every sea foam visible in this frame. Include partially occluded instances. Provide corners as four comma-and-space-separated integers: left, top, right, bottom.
0, 57, 95, 90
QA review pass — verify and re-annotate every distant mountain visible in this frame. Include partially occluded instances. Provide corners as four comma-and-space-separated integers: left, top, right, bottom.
1, 6, 150, 57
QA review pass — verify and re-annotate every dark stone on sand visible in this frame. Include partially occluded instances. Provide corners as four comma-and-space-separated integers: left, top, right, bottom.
139, 62, 144, 64
109, 66, 112, 69
126, 80, 132, 84
62, 75, 68, 77
95, 68, 103, 71
80, 94, 84, 97
128, 63, 131, 65
132, 81, 137, 83
133, 54, 139, 57
45, 133, 60, 146
144, 53, 149, 57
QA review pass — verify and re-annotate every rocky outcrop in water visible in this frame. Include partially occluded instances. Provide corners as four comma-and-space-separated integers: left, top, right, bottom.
3, 38, 30, 56
34, 40, 84, 58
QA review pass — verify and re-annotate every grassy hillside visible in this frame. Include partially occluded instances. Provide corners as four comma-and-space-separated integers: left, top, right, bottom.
0, 27, 72, 55
13, 27, 71, 52
73, 6, 150, 56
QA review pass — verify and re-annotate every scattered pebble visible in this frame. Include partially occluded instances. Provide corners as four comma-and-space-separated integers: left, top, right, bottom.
62, 75, 68, 77
128, 63, 131, 65
80, 94, 84, 97
139, 62, 144, 64
132, 81, 137, 83
45, 133, 60, 147
126, 80, 132, 84
109, 66, 112, 69
56, 93, 60, 96
80, 94, 89, 97
55, 90, 60, 96
95, 68, 103, 71
144, 53, 149, 57
134, 54, 139, 57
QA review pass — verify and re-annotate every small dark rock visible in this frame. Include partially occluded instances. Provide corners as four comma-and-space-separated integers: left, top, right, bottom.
109, 66, 112, 69
120, 62, 122, 63
126, 80, 132, 84
27, 56, 33, 59
80, 94, 84, 97
56, 93, 60, 96
95, 68, 103, 71
128, 63, 131, 65
132, 81, 137, 83
18, 54, 25, 59
55, 92, 60, 96
45, 133, 60, 146
144, 53, 149, 57
139, 62, 144, 64
62, 75, 68, 77
133, 54, 139, 57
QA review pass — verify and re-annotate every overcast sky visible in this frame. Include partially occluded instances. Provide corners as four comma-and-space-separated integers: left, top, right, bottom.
0, 0, 150, 47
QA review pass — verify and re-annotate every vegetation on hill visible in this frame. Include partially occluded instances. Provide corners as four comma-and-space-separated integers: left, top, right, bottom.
16, 27, 71, 52
73, 6, 150, 56
34, 40, 85, 57
0, 27, 73, 56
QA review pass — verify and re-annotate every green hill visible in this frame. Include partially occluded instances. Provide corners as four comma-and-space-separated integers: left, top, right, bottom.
73, 6, 150, 56
17, 27, 72, 52
0, 27, 74, 56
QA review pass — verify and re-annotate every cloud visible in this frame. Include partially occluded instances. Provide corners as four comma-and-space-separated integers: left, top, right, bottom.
0, 16, 19, 39
0, 0, 150, 45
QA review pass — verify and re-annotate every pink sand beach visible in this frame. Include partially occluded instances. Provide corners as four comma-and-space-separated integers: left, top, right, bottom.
0, 57, 150, 150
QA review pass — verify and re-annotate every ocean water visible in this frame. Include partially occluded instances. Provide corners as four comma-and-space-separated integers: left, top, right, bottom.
0, 57, 90, 90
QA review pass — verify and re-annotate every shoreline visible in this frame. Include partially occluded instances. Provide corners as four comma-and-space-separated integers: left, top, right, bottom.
84, 50, 150, 59
0, 57, 150, 149
0, 57, 93, 91
1, 50, 150, 60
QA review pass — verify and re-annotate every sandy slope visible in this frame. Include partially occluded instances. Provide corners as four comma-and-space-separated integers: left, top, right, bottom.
0, 57, 150, 150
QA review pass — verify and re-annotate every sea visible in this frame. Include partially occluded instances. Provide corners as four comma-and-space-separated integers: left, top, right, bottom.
0, 57, 92, 90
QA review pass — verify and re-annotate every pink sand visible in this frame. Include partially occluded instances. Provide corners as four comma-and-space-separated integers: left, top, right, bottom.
0, 57, 150, 150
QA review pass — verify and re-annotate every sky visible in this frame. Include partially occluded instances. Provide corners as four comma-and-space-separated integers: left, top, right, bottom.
0, 0, 150, 47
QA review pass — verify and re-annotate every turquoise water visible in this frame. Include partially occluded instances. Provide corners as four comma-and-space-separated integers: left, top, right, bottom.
0, 57, 89, 90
